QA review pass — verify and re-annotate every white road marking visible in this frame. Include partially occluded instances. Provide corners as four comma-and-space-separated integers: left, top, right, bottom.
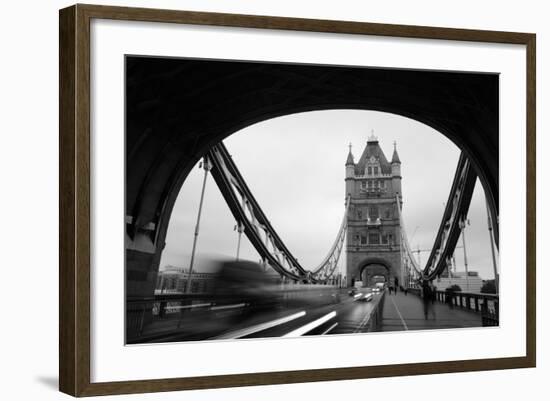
211, 303, 246, 311
213, 311, 306, 339
166, 302, 211, 311
322, 322, 339, 335
283, 311, 337, 337
390, 295, 409, 330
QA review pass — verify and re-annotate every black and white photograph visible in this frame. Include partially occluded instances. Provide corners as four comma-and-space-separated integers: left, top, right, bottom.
125, 56, 500, 344
1, 0, 544, 399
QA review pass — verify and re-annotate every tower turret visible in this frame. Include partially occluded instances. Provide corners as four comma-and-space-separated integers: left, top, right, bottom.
345, 143, 355, 196
391, 141, 402, 199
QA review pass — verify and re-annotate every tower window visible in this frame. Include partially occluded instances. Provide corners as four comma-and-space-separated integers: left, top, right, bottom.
369, 205, 378, 218
368, 233, 380, 245
367, 166, 372, 175
360, 234, 367, 245
373, 166, 379, 175
357, 210, 362, 219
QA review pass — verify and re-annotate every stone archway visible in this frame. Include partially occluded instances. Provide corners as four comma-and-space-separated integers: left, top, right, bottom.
357, 258, 393, 288
361, 264, 389, 287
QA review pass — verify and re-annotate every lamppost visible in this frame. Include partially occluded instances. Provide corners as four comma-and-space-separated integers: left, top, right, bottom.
459, 218, 470, 292
234, 222, 244, 261
185, 157, 211, 294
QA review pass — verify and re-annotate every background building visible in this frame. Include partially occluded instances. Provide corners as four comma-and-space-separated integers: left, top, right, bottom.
155, 265, 219, 294
433, 271, 484, 293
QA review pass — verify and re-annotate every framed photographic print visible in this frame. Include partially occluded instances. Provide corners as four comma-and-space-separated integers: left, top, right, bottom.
59, 4, 536, 397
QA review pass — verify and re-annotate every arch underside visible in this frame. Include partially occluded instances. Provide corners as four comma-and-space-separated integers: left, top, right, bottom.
125, 56, 499, 298
361, 264, 389, 287
355, 257, 395, 286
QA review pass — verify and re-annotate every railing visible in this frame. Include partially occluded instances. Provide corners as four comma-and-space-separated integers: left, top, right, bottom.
408, 288, 499, 326
364, 291, 386, 332
126, 293, 216, 342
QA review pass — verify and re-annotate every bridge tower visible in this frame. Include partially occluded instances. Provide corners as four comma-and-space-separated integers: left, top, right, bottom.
345, 134, 404, 288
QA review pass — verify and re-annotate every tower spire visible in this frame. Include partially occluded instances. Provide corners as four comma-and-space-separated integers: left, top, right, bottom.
346, 142, 354, 165
368, 129, 378, 143
391, 140, 401, 164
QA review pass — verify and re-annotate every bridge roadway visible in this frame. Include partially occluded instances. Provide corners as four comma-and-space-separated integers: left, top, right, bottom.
135, 288, 484, 344
136, 288, 380, 343
214, 290, 382, 339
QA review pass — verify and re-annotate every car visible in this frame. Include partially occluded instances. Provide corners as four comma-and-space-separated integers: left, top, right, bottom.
374, 282, 385, 292
358, 292, 373, 302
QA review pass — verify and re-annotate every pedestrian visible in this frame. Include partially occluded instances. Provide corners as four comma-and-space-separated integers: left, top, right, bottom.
422, 280, 436, 320
388, 285, 393, 295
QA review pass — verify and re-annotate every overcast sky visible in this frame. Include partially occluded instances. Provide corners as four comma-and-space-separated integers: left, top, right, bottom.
160, 110, 499, 281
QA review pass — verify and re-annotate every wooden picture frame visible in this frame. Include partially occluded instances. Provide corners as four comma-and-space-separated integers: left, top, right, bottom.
59, 3, 536, 397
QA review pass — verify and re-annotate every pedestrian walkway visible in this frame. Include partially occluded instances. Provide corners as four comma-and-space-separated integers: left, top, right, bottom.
381, 290, 482, 332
